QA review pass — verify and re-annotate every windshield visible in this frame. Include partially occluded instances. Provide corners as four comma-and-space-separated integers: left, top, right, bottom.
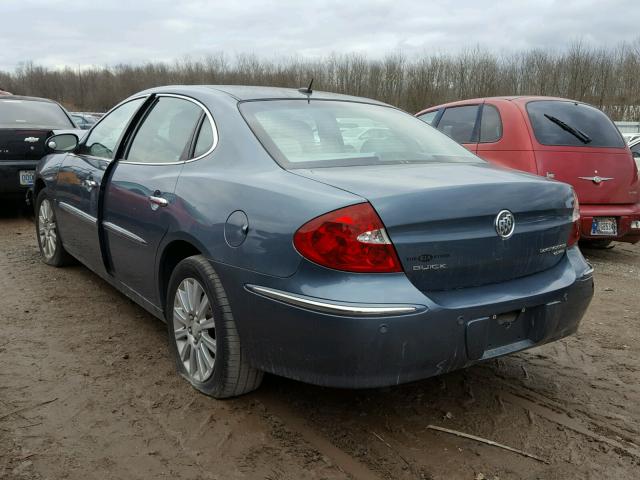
240, 100, 481, 168
0, 99, 74, 129
526, 100, 624, 148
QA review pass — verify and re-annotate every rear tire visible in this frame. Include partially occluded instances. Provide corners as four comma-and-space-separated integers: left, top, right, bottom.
35, 189, 73, 267
580, 239, 613, 249
166, 255, 263, 398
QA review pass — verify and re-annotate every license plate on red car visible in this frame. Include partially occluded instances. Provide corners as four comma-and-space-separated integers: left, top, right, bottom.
591, 217, 617, 236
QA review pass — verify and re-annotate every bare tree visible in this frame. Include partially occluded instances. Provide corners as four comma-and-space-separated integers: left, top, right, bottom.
1, 39, 638, 120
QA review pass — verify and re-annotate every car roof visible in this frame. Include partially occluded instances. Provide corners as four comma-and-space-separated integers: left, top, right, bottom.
0, 95, 59, 104
140, 85, 391, 106
416, 95, 591, 115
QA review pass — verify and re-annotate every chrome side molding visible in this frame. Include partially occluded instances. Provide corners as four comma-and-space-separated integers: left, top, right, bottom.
245, 284, 424, 317
57, 201, 97, 224
103, 221, 147, 245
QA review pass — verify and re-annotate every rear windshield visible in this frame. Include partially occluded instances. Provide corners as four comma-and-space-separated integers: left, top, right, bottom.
0, 99, 74, 129
526, 100, 624, 148
240, 100, 481, 168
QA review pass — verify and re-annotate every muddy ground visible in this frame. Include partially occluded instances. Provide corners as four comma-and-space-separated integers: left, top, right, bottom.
1, 204, 638, 480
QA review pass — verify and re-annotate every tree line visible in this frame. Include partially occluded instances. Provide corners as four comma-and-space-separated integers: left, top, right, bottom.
0, 40, 639, 120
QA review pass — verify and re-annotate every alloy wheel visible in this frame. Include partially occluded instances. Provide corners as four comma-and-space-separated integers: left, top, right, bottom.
38, 199, 57, 260
173, 278, 216, 382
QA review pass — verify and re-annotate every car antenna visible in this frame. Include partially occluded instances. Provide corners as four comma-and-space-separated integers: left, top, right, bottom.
298, 78, 314, 95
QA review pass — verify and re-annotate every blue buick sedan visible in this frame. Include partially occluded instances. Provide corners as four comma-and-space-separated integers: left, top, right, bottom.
34, 86, 594, 397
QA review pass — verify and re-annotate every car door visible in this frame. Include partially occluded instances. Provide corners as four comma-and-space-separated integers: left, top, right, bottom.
433, 104, 480, 153
102, 95, 205, 304
55, 97, 147, 273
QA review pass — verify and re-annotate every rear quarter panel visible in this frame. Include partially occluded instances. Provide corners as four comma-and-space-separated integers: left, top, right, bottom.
165, 90, 364, 279
476, 100, 537, 173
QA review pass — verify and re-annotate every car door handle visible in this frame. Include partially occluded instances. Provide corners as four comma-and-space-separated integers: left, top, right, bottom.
148, 195, 168, 207
84, 179, 98, 189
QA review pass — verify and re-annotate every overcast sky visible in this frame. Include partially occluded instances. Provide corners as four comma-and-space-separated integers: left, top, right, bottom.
1, 0, 638, 71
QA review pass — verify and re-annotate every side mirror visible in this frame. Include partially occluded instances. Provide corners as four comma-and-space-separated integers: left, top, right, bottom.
47, 133, 79, 153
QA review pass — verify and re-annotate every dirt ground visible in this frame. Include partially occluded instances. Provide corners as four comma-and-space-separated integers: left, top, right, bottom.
1, 203, 638, 480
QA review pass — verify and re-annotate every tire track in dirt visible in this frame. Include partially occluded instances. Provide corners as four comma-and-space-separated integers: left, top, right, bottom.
2, 209, 640, 479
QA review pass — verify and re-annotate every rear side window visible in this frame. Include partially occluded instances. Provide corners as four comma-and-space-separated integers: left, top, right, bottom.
479, 105, 502, 143
0, 99, 73, 129
193, 118, 215, 157
526, 101, 624, 148
417, 110, 438, 125
437, 105, 479, 143
127, 97, 202, 164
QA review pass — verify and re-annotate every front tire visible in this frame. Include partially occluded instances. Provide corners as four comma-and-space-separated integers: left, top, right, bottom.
35, 189, 73, 266
166, 255, 263, 398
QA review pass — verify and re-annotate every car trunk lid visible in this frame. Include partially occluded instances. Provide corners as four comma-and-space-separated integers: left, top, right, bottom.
534, 148, 637, 204
523, 99, 638, 205
293, 163, 575, 292
0, 129, 51, 161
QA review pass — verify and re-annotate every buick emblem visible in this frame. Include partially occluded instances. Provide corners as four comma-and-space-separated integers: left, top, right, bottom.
495, 210, 515, 239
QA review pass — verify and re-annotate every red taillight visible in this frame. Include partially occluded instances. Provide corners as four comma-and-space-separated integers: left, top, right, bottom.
293, 203, 402, 273
568, 190, 580, 247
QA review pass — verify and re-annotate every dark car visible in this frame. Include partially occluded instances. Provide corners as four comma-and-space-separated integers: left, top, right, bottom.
33, 86, 594, 398
0, 95, 78, 201
416, 97, 640, 246
70, 112, 99, 130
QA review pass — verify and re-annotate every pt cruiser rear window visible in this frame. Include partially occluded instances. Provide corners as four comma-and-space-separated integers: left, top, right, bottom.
526, 100, 624, 148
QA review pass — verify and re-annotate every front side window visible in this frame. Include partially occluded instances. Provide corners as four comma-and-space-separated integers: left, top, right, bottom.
82, 98, 145, 159
526, 100, 625, 148
127, 97, 202, 164
479, 105, 502, 143
240, 100, 480, 169
0, 99, 74, 129
417, 110, 438, 125
437, 105, 480, 144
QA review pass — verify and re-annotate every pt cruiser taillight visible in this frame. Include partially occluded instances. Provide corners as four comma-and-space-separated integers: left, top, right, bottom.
293, 203, 402, 273
568, 190, 580, 247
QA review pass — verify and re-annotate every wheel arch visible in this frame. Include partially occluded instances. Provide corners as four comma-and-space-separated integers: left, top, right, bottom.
157, 237, 206, 313
33, 178, 47, 201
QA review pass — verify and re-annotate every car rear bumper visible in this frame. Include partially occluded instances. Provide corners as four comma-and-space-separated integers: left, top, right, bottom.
0, 160, 38, 197
579, 203, 640, 243
216, 247, 594, 389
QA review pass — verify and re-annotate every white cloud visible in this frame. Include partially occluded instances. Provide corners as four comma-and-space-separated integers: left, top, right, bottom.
0, 0, 638, 70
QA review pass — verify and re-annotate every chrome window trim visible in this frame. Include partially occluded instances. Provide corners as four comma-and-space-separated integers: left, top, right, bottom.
78, 95, 150, 163
103, 221, 147, 245
57, 201, 97, 224
118, 93, 219, 166
246, 284, 423, 317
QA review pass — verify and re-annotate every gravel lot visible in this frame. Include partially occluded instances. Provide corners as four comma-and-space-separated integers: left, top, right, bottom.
1, 204, 638, 480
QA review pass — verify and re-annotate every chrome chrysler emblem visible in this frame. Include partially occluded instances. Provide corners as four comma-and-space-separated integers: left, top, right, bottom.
495, 210, 515, 239
578, 175, 613, 184
24, 137, 40, 143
